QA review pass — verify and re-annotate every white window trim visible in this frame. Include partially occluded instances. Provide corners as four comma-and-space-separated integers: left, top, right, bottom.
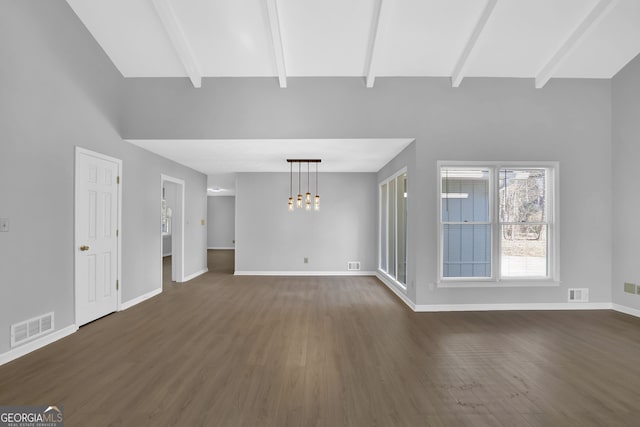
378, 167, 408, 291
437, 161, 560, 287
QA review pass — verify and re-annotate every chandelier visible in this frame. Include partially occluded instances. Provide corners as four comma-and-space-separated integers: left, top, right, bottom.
287, 159, 320, 212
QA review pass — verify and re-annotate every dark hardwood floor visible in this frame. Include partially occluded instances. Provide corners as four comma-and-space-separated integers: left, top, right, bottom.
1, 250, 640, 426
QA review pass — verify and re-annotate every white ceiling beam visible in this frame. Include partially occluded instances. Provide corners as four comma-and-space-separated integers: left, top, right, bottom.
265, 0, 287, 88
365, 0, 386, 88
535, 0, 617, 89
451, 0, 498, 88
151, 0, 202, 88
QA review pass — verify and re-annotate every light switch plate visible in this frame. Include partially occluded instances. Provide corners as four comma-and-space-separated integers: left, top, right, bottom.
0, 218, 8, 232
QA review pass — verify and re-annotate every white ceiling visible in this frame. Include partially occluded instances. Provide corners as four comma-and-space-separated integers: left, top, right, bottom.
66, 0, 640, 88
128, 138, 415, 195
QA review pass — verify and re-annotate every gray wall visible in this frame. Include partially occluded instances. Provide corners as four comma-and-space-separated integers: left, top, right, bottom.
207, 196, 235, 249
236, 173, 377, 273
0, 1, 207, 355
121, 76, 612, 306
612, 53, 640, 311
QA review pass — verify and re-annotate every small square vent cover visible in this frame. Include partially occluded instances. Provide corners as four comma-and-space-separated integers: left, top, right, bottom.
347, 261, 361, 271
568, 288, 589, 302
11, 312, 54, 347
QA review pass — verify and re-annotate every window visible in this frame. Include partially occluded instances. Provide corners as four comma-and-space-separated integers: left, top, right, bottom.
379, 169, 408, 287
438, 162, 558, 284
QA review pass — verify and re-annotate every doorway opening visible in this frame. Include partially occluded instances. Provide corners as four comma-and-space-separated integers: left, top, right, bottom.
161, 175, 185, 289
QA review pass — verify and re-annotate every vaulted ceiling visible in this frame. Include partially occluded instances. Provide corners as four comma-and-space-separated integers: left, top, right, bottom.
67, 0, 640, 89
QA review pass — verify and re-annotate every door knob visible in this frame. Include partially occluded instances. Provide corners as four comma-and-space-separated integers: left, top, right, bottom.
80, 245, 90, 251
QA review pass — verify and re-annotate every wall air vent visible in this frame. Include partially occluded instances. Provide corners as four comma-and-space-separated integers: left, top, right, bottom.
568, 288, 589, 302
347, 261, 361, 271
11, 312, 54, 348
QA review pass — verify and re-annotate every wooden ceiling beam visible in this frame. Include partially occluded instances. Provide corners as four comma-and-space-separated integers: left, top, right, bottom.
266, 0, 288, 88
151, 0, 202, 88
451, 0, 498, 88
365, 0, 386, 88
535, 0, 617, 89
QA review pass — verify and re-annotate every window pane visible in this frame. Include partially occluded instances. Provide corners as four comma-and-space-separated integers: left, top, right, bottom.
441, 168, 490, 222
443, 224, 491, 278
499, 169, 546, 223
380, 184, 387, 271
501, 225, 547, 277
388, 179, 396, 277
396, 173, 407, 284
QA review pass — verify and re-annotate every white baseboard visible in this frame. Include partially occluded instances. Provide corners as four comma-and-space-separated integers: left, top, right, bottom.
373, 273, 616, 313
375, 272, 414, 310
181, 268, 208, 282
208, 247, 234, 250
234, 271, 376, 276
413, 302, 613, 312
162, 253, 171, 257
120, 288, 162, 310
0, 324, 78, 367
612, 303, 640, 318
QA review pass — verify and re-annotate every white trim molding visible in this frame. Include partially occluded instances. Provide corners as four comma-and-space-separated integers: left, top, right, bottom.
120, 288, 163, 311
376, 271, 414, 310
181, 268, 209, 282
234, 271, 376, 276
414, 302, 612, 312
208, 247, 235, 250
612, 303, 640, 319
0, 324, 78, 367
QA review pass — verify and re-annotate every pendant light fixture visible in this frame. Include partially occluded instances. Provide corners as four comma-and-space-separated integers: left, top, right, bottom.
288, 161, 294, 211
296, 162, 302, 208
314, 162, 320, 211
287, 159, 321, 212
305, 161, 312, 211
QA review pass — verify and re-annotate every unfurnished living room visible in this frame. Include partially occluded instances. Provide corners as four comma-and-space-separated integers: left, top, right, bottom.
2, 1, 640, 426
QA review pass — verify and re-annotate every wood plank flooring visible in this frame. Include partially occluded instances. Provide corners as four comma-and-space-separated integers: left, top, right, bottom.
1, 250, 640, 426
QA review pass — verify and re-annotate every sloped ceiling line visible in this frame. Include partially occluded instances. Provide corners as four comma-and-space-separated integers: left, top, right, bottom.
265, 0, 288, 88
451, 0, 498, 88
536, 0, 618, 88
151, 0, 202, 88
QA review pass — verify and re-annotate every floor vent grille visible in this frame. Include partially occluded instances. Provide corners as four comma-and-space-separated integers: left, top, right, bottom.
347, 261, 361, 271
568, 288, 589, 302
11, 312, 54, 348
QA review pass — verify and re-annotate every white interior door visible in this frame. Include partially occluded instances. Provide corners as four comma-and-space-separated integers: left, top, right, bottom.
75, 148, 120, 326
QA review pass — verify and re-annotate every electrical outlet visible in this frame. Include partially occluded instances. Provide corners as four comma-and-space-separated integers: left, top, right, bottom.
304, 257, 309, 264
0, 218, 8, 232
624, 282, 636, 294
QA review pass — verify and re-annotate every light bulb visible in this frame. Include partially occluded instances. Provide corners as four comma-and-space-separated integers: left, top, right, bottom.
305, 201, 311, 211
305, 192, 311, 203
288, 197, 294, 212
314, 195, 320, 211
297, 194, 302, 208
